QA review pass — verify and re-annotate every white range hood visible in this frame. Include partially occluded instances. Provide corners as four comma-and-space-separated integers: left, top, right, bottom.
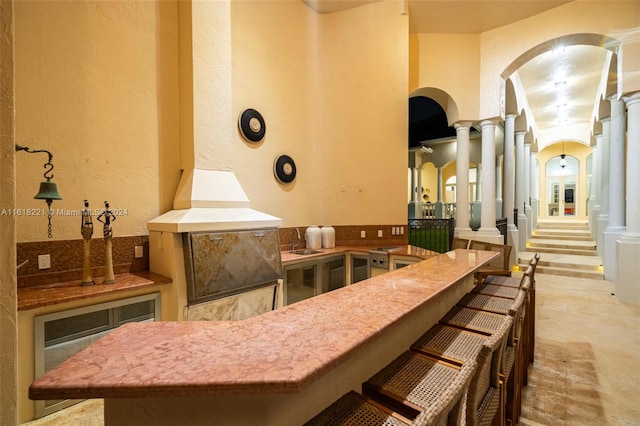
147, 169, 282, 233
147, 2, 281, 234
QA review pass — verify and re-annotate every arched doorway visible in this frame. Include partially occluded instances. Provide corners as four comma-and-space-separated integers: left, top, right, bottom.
546, 155, 579, 217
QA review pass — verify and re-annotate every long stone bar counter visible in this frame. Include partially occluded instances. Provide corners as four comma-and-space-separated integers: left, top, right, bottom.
30, 249, 496, 426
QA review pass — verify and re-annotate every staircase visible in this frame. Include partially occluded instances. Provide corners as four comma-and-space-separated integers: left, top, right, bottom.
518, 220, 604, 280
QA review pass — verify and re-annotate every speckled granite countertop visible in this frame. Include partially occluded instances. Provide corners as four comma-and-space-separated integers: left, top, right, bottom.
280, 244, 439, 263
18, 272, 172, 311
30, 249, 495, 401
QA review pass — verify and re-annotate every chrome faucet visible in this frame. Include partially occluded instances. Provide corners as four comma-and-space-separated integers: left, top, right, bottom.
292, 227, 301, 251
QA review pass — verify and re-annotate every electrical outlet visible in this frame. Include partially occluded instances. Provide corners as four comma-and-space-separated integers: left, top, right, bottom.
38, 254, 51, 270
134, 245, 144, 258
360, 230, 366, 238
378, 229, 383, 238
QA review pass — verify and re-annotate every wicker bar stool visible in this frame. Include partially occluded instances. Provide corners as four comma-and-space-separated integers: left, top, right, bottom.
483, 253, 539, 289
361, 351, 478, 426
410, 316, 513, 426
475, 243, 513, 284
457, 292, 515, 316
449, 290, 527, 425
452, 237, 470, 249
411, 324, 486, 366
304, 390, 411, 425
484, 253, 539, 368
469, 240, 491, 251
472, 271, 531, 357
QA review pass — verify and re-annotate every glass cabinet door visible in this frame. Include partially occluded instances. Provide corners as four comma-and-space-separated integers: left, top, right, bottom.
284, 255, 347, 306
284, 264, 316, 305
319, 258, 345, 293
351, 255, 369, 284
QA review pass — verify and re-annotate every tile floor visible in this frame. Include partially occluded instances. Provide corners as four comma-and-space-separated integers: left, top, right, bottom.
518, 271, 640, 425
22, 268, 640, 425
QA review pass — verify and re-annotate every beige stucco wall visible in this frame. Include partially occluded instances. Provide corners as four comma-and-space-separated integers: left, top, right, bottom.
231, 0, 408, 227
1, 1, 17, 424
416, 33, 480, 122
14, 0, 409, 241
14, 1, 180, 243
313, 1, 408, 226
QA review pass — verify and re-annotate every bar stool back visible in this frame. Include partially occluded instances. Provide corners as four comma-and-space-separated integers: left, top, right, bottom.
410, 316, 513, 426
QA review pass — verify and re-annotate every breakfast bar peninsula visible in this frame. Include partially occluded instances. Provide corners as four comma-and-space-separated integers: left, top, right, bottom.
30, 249, 497, 425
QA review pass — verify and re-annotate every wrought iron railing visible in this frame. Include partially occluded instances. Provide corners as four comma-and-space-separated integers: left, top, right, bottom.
496, 217, 507, 244
408, 217, 509, 251
407, 218, 455, 253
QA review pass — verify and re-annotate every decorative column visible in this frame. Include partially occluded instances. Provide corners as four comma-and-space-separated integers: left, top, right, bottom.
495, 156, 503, 220
597, 116, 611, 258
524, 140, 532, 238
603, 97, 626, 280
617, 92, 640, 303
454, 122, 472, 236
472, 163, 482, 230
408, 153, 418, 219
435, 166, 443, 218
515, 131, 528, 251
475, 163, 482, 201
503, 114, 518, 266
416, 163, 423, 217
478, 119, 501, 240
529, 149, 538, 232
589, 138, 600, 240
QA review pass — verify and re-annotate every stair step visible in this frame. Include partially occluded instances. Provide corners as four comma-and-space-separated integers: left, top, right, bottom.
525, 246, 598, 256
519, 259, 601, 272
531, 234, 593, 241
532, 229, 593, 236
536, 223, 590, 230
532, 265, 604, 279
523, 221, 603, 279
527, 241, 596, 250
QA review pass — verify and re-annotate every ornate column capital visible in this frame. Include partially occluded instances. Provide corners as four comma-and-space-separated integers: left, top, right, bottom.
479, 118, 499, 129
623, 91, 640, 107
453, 121, 473, 130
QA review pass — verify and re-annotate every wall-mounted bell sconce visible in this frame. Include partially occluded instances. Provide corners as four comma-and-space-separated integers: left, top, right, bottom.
15, 143, 63, 238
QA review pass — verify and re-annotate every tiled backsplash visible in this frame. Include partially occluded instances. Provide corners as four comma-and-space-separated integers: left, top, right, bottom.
278, 225, 408, 251
18, 226, 408, 288
17, 236, 149, 288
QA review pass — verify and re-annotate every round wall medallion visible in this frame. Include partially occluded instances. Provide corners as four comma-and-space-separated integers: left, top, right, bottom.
274, 155, 297, 183
238, 108, 266, 142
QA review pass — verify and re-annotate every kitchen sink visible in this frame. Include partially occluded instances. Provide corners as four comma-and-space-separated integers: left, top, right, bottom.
289, 249, 323, 255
